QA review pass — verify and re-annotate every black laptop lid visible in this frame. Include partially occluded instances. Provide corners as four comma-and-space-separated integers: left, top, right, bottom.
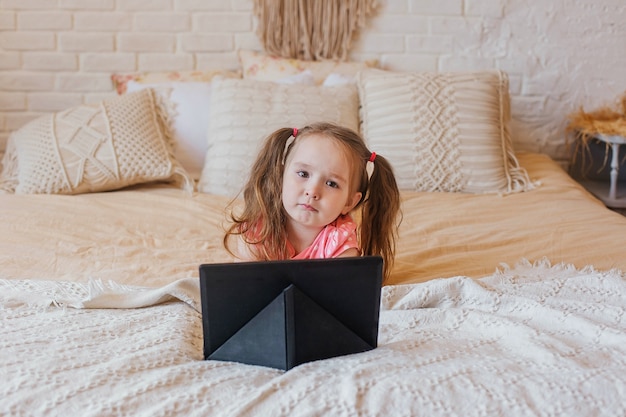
199, 256, 383, 370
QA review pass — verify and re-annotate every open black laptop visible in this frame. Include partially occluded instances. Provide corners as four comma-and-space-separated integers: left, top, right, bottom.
199, 256, 383, 371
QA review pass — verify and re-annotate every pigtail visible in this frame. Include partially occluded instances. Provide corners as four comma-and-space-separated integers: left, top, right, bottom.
224, 127, 296, 260
359, 153, 401, 281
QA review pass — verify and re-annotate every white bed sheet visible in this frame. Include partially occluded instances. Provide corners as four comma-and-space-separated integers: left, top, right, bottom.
2, 260, 625, 417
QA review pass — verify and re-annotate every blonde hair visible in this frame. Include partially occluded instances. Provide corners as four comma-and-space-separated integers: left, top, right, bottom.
224, 122, 401, 281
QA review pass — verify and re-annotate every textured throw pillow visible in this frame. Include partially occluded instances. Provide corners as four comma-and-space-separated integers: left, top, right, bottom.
0, 136, 18, 193
197, 77, 360, 196
357, 68, 533, 194
238, 49, 376, 85
126, 81, 211, 180
112, 70, 241, 179
7, 89, 192, 195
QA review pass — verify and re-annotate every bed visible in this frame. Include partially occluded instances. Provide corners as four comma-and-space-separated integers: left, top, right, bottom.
2, 51, 626, 416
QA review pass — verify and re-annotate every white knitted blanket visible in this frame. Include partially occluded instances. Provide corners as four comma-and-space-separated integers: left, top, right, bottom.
2, 260, 625, 417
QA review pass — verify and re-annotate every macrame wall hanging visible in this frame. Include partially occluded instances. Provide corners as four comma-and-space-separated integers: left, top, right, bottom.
252, 0, 379, 61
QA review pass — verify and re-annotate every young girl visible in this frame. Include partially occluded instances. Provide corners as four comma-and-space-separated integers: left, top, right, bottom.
223, 122, 401, 281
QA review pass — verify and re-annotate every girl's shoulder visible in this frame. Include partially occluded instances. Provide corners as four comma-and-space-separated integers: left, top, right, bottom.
322, 214, 358, 245
332, 214, 357, 232
293, 215, 358, 260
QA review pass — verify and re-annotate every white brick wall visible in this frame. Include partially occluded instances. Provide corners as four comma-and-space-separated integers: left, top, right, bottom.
0, 0, 625, 163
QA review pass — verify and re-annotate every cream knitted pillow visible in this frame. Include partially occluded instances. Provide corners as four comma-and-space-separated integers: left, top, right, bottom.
0, 136, 18, 193
357, 68, 533, 194
112, 69, 242, 179
198, 77, 360, 196
5, 89, 191, 195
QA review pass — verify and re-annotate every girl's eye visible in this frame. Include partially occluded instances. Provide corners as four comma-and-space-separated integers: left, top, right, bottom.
326, 180, 339, 188
297, 171, 308, 178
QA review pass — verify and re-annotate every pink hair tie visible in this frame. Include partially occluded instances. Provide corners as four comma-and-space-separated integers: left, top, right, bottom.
369, 152, 376, 162
293, 127, 298, 137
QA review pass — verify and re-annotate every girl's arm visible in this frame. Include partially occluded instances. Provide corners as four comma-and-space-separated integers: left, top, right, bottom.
228, 234, 258, 262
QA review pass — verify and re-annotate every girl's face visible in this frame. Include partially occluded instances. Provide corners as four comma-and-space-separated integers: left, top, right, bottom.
282, 134, 362, 234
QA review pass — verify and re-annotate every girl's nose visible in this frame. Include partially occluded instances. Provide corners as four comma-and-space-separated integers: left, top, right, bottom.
305, 186, 320, 200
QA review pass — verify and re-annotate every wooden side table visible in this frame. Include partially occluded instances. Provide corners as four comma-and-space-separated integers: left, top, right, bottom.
578, 133, 626, 209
